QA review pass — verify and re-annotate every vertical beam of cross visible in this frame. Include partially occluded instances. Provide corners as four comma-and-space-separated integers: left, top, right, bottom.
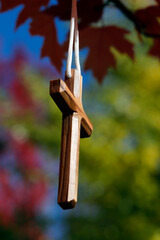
50, 69, 93, 209
58, 69, 81, 209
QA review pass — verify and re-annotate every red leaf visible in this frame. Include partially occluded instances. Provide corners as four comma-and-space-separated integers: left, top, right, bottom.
135, 5, 160, 36
30, 13, 64, 71
45, 0, 72, 20
149, 39, 160, 57
78, 0, 104, 28
16, 0, 50, 28
0, 0, 134, 82
13, 141, 41, 170
24, 181, 47, 213
10, 79, 34, 110
79, 26, 134, 83
45, 0, 103, 28
0, 0, 23, 11
0, 170, 15, 224
0, 0, 64, 72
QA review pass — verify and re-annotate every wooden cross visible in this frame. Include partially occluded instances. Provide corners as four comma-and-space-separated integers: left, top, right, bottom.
50, 69, 93, 210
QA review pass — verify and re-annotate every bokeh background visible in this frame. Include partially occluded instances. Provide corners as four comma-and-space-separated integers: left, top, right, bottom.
1, 1, 160, 240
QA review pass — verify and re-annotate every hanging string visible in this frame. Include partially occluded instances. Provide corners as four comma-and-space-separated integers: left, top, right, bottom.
66, 17, 75, 78
66, 0, 81, 78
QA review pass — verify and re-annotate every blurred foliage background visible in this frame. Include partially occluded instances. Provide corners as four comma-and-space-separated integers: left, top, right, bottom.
1, 1, 160, 240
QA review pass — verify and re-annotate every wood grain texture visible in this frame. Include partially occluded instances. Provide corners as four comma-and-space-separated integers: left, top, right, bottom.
58, 112, 80, 209
50, 78, 93, 137
58, 70, 81, 209
50, 69, 93, 209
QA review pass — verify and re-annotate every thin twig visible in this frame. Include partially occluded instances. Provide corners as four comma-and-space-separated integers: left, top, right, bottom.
103, 0, 160, 38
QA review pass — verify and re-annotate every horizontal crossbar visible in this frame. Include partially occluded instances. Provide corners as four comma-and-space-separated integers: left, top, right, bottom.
50, 79, 93, 138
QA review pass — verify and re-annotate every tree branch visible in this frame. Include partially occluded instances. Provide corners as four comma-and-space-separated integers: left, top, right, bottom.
103, 0, 160, 38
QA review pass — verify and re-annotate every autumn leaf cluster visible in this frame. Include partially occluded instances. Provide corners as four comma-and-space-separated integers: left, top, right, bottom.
1, 0, 160, 82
